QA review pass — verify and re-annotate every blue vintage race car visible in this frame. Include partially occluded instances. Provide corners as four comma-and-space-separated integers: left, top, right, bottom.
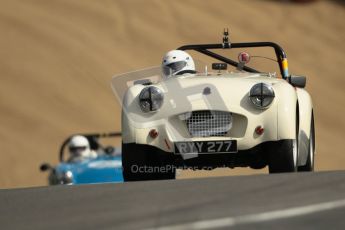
40, 132, 123, 185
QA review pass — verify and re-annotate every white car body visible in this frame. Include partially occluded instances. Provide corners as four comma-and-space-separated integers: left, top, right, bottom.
122, 73, 310, 151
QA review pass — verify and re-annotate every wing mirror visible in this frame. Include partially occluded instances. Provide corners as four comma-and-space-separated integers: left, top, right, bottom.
289, 75, 306, 88
40, 163, 52, 172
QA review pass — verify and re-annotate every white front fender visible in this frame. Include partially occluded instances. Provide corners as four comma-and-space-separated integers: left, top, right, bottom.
275, 83, 298, 140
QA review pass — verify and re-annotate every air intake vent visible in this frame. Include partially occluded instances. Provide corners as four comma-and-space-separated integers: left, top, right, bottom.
182, 110, 232, 137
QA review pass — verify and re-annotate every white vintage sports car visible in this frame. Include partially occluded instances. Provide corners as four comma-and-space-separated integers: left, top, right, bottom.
112, 30, 315, 181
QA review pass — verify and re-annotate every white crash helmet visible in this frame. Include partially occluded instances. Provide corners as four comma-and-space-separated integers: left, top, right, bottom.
68, 135, 91, 158
162, 50, 195, 77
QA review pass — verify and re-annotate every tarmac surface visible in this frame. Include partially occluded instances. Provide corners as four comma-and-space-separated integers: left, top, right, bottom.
1, 171, 345, 230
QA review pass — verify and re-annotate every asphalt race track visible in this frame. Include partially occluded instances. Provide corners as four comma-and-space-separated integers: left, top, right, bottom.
1, 171, 345, 230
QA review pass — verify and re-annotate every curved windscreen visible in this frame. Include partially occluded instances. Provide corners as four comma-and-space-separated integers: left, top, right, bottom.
111, 66, 162, 104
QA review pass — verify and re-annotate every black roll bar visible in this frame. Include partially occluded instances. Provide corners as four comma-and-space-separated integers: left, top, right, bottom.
178, 42, 288, 79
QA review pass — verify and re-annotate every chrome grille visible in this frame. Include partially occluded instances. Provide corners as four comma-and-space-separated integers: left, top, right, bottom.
183, 110, 232, 137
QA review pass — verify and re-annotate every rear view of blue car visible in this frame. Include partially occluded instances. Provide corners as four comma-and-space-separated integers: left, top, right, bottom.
40, 132, 123, 185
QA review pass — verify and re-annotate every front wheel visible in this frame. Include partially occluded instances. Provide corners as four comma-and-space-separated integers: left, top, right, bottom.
267, 139, 298, 173
122, 143, 176, 181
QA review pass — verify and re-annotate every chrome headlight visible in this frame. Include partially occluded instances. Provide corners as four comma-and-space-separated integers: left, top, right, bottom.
57, 171, 73, 185
249, 83, 275, 109
139, 86, 164, 112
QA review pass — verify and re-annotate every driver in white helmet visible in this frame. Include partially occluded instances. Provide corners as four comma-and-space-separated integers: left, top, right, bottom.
67, 135, 97, 162
162, 50, 196, 77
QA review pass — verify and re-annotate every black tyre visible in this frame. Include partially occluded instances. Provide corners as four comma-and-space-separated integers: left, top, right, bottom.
122, 143, 176, 181
268, 139, 298, 173
298, 114, 315, 171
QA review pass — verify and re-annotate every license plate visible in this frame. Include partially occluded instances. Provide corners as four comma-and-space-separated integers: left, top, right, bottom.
174, 140, 237, 154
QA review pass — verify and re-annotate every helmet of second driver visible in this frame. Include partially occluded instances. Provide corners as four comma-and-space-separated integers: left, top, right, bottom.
68, 135, 95, 161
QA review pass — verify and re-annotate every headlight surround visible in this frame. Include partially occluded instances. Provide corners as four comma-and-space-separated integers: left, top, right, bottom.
139, 86, 164, 112
249, 83, 275, 109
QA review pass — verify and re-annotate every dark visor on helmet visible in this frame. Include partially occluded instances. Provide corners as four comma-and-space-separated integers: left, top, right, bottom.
163, 61, 187, 75
69, 146, 87, 152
